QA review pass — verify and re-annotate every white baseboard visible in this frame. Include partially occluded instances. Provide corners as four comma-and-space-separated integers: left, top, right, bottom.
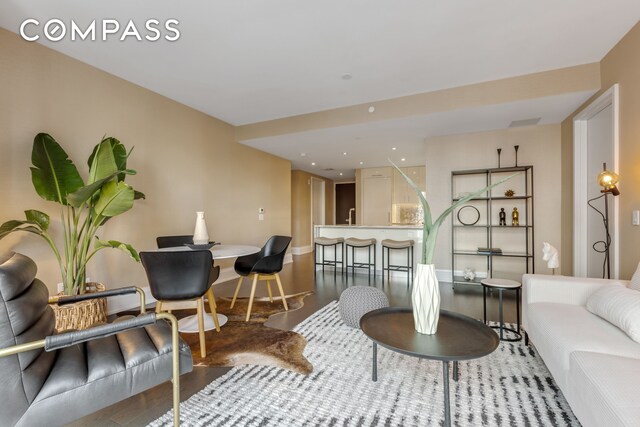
291, 245, 313, 255
107, 256, 295, 315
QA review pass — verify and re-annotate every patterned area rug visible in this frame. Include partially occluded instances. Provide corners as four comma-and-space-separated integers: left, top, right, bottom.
150, 301, 579, 426
178, 292, 313, 374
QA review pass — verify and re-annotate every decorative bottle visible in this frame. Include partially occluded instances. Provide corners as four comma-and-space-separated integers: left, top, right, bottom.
193, 211, 209, 244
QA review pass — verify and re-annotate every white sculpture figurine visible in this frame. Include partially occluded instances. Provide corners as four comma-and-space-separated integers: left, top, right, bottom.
542, 242, 560, 273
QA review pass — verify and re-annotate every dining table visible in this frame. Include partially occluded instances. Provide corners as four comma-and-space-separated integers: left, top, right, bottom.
157, 244, 261, 332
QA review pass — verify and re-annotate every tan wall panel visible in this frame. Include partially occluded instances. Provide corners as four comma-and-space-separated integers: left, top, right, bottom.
0, 29, 291, 292
561, 22, 640, 278
425, 125, 562, 275
290, 170, 334, 249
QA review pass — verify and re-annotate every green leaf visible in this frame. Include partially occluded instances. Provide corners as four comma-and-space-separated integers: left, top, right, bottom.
24, 210, 50, 231
87, 138, 118, 184
67, 171, 135, 208
0, 220, 44, 239
95, 238, 140, 262
30, 133, 84, 205
88, 137, 129, 182
93, 181, 135, 217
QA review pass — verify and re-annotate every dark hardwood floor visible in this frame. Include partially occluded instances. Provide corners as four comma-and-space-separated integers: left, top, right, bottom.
71, 252, 519, 426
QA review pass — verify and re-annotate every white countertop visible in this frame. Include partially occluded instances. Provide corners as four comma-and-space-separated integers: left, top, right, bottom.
315, 224, 422, 230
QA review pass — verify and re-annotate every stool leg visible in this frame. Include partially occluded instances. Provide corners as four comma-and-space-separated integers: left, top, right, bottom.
382, 246, 385, 285
368, 245, 372, 283
314, 243, 317, 277
351, 246, 355, 278
322, 245, 326, 275
406, 246, 410, 287
334, 243, 337, 280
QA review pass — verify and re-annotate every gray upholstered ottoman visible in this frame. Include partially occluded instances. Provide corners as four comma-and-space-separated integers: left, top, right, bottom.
339, 286, 389, 328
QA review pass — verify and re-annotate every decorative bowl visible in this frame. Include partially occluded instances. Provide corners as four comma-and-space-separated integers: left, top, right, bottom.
185, 242, 219, 250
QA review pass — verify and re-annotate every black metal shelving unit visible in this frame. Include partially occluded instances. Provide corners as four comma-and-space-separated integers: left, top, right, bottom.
450, 166, 534, 287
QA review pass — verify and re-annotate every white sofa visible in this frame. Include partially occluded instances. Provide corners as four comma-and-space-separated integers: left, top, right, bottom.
522, 274, 640, 427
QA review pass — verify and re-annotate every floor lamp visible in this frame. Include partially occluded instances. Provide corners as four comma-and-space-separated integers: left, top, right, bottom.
587, 162, 620, 279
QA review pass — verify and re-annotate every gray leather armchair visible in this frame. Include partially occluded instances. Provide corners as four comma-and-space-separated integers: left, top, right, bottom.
0, 252, 193, 426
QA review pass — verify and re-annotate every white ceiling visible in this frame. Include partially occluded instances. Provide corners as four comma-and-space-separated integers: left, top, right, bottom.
1, 1, 637, 178
242, 91, 596, 179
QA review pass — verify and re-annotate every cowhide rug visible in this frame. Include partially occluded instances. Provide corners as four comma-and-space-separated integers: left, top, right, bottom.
174, 292, 313, 375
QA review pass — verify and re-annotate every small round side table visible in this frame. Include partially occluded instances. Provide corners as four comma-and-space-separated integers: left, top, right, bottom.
481, 278, 522, 342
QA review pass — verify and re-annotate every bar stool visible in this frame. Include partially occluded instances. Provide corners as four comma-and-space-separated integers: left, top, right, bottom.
381, 239, 414, 286
344, 237, 376, 281
314, 237, 344, 277
481, 278, 522, 342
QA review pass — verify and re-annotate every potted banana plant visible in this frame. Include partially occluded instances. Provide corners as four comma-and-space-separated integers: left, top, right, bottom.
392, 162, 515, 334
0, 133, 144, 330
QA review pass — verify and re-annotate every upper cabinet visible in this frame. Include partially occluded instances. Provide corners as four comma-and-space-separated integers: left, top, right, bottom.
362, 167, 392, 225
359, 166, 425, 225
393, 166, 426, 204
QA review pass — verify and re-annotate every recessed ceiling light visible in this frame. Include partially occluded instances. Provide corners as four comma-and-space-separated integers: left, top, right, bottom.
368, 106, 375, 113
342, 152, 348, 156
339, 172, 343, 176
311, 162, 316, 166
401, 158, 406, 162
341, 73, 352, 80
392, 147, 397, 151
359, 161, 364, 165
300, 152, 306, 157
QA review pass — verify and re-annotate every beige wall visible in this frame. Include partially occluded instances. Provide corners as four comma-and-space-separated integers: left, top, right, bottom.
0, 29, 291, 293
561, 22, 640, 279
425, 125, 562, 276
290, 170, 335, 249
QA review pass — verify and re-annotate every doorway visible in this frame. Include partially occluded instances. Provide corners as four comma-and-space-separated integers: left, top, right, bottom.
335, 183, 356, 225
311, 177, 325, 243
573, 85, 619, 278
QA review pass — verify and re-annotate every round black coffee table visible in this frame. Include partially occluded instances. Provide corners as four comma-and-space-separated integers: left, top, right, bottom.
360, 307, 499, 427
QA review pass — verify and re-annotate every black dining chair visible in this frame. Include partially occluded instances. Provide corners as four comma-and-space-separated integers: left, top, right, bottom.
231, 235, 292, 321
156, 235, 193, 248
156, 234, 222, 333
140, 250, 220, 358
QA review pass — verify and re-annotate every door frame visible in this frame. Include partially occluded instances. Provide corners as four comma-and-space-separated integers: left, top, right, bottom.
573, 84, 619, 278
310, 177, 325, 243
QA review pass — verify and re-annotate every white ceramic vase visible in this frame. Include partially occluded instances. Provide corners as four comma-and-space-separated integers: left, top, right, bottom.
412, 263, 441, 334
193, 211, 209, 244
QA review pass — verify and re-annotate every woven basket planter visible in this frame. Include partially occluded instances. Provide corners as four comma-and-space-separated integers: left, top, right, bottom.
51, 282, 107, 332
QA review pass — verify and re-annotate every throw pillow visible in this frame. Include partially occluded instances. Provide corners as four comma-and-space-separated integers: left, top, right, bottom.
586, 285, 640, 343
630, 262, 640, 291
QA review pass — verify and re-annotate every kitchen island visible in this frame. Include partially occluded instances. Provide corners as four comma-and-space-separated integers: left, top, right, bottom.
314, 225, 422, 277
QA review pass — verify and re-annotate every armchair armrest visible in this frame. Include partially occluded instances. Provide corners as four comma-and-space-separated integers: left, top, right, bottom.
44, 313, 157, 351
522, 274, 629, 307
49, 286, 146, 313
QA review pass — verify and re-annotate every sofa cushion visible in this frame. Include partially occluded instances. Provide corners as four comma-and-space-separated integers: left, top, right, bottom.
630, 262, 640, 291
567, 351, 640, 427
526, 302, 640, 390
586, 286, 640, 343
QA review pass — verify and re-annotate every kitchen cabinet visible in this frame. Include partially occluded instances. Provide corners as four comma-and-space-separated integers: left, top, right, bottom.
393, 167, 425, 204
362, 175, 392, 225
